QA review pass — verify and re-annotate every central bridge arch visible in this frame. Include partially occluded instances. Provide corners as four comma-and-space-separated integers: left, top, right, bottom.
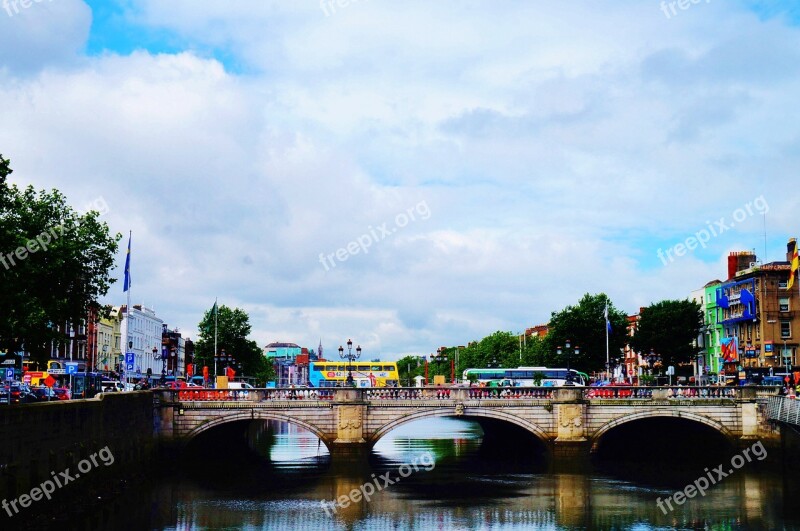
367, 407, 552, 447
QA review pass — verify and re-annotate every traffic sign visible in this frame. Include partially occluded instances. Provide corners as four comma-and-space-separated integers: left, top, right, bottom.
66, 363, 79, 375
4, 368, 13, 380
23, 374, 31, 384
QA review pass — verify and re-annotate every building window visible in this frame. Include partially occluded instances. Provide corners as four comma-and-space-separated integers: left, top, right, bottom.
780, 297, 790, 312
781, 321, 791, 339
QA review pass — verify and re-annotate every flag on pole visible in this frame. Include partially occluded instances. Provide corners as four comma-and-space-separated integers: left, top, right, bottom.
604, 302, 612, 334
788, 239, 799, 290
123, 232, 132, 292
211, 300, 218, 317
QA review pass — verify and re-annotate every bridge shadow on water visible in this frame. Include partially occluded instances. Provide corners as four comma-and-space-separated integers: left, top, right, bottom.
591, 417, 741, 489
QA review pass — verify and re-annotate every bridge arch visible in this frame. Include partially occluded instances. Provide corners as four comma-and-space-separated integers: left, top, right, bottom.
367, 407, 551, 447
590, 410, 734, 453
181, 411, 333, 450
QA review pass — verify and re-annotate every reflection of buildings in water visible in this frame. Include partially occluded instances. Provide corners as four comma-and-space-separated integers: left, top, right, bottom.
149, 467, 781, 530
247, 420, 329, 463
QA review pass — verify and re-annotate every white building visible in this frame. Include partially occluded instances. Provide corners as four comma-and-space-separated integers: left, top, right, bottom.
118, 304, 164, 378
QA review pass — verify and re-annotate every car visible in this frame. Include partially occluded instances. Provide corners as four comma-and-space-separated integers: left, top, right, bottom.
30, 386, 58, 402
228, 381, 255, 389
0, 382, 38, 404
163, 381, 191, 390
53, 387, 70, 401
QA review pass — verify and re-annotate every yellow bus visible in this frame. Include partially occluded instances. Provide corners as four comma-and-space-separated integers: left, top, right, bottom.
309, 361, 399, 388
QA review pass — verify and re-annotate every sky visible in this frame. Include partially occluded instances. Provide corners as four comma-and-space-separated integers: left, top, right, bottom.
1, 0, 800, 360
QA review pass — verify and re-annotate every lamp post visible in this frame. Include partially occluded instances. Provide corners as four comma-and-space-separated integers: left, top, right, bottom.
151, 347, 159, 384
338, 339, 361, 386
556, 339, 579, 386
100, 344, 108, 373
784, 340, 791, 381
645, 348, 661, 384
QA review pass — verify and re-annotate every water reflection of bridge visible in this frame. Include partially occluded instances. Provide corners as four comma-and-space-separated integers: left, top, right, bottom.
154, 386, 781, 462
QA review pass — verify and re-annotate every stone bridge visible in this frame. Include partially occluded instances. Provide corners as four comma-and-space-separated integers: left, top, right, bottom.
153, 386, 781, 461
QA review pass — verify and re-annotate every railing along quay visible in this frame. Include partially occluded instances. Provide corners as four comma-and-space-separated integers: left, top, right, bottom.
156, 385, 780, 403
767, 395, 800, 426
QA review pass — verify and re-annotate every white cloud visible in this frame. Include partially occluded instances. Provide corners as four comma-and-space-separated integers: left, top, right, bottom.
1, 1, 800, 358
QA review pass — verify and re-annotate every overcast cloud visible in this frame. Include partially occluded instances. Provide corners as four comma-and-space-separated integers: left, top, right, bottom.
1, 0, 799, 359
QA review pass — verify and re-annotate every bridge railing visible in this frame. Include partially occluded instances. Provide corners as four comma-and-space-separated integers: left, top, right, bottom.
583, 386, 781, 400
154, 385, 781, 403
363, 388, 555, 401
767, 396, 800, 426
162, 388, 337, 402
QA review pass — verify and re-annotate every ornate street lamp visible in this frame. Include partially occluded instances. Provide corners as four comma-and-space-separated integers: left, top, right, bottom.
338, 339, 361, 386
556, 339, 580, 385
645, 348, 661, 383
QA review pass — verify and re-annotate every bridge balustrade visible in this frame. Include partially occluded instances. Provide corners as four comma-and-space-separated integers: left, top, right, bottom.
172, 388, 336, 402
582, 386, 777, 400
159, 385, 780, 404
466, 388, 554, 400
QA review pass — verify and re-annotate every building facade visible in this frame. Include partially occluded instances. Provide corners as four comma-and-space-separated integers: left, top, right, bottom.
714, 243, 800, 377
119, 304, 164, 378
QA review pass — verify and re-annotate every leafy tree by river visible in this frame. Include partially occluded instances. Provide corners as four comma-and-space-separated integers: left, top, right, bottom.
193, 304, 275, 384
0, 154, 120, 366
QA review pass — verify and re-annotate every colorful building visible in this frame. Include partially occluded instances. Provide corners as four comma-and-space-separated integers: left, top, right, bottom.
714, 242, 800, 376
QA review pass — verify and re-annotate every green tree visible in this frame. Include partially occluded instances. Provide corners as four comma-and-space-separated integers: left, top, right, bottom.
0, 155, 120, 365
193, 304, 275, 384
629, 299, 702, 370
397, 354, 426, 386
547, 293, 628, 373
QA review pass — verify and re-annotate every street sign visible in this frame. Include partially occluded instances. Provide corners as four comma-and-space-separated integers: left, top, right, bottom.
23, 374, 31, 384
4, 368, 13, 380
44, 375, 56, 387
66, 363, 79, 375
49, 369, 66, 375
125, 352, 135, 371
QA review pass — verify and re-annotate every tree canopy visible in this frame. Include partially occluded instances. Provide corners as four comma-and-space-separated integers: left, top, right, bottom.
193, 304, 274, 384
546, 293, 629, 373
0, 154, 120, 365
629, 299, 702, 369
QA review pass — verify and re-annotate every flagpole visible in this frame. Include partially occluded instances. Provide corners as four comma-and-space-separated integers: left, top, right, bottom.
214, 297, 218, 380
123, 231, 131, 386
605, 301, 610, 382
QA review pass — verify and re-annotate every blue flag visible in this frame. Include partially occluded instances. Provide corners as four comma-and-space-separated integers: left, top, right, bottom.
123, 233, 131, 292
604, 302, 612, 334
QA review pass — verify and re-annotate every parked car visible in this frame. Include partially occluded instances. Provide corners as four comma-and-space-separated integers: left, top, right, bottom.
53, 387, 70, 401
228, 381, 255, 389
31, 386, 58, 402
0, 382, 39, 404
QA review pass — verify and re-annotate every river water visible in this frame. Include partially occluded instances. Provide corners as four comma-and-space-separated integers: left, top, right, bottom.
73, 417, 800, 530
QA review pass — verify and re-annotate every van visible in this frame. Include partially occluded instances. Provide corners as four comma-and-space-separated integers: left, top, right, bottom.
228, 381, 255, 389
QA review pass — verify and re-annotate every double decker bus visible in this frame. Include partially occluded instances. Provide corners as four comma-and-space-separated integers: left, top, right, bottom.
309, 361, 400, 388
462, 367, 587, 387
